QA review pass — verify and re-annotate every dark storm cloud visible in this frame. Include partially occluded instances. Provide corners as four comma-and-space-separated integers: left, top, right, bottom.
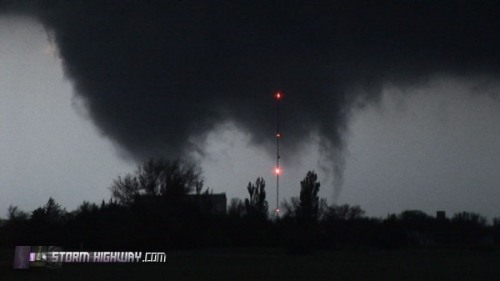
2, 1, 500, 192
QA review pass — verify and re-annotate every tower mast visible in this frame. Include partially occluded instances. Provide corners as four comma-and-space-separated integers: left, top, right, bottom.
274, 91, 282, 216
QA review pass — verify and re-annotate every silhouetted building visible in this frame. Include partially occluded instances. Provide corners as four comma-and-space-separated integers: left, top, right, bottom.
436, 211, 446, 220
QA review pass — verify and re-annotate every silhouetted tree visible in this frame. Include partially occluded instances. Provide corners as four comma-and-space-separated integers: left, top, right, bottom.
31, 197, 67, 225
452, 211, 487, 227
25, 198, 69, 246
137, 158, 203, 197
324, 204, 365, 221
2, 206, 30, 247
451, 211, 488, 244
297, 171, 321, 223
492, 217, 500, 245
110, 158, 204, 205
7, 205, 29, 222
74, 201, 99, 215
195, 181, 204, 195
397, 210, 434, 231
399, 210, 431, 222
110, 174, 140, 205
228, 198, 245, 218
244, 177, 268, 219
278, 172, 323, 254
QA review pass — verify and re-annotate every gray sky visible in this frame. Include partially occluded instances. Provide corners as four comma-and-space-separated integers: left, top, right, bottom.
1, 8, 500, 219
0, 17, 135, 213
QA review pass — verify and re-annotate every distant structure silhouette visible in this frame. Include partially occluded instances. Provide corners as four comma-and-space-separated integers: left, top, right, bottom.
436, 211, 446, 220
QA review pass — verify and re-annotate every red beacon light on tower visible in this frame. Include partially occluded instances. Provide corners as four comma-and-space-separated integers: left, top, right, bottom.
275, 167, 281, 175
275, 91, 282, 100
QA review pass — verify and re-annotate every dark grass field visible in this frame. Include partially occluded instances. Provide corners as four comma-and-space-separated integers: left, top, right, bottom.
2, 248, 500, 281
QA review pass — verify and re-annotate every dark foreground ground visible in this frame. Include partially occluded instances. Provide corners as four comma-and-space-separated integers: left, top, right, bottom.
1, 248, 500, 281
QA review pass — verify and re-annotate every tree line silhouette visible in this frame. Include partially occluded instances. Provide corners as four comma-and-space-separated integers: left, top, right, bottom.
2, 158, 500, 252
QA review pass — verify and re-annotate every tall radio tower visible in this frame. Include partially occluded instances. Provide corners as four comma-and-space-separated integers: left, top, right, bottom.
274, 91, 282, 216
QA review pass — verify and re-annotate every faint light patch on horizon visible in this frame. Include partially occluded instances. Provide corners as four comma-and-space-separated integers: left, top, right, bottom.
343, 78, 500, 219
0, 17, 136, 215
